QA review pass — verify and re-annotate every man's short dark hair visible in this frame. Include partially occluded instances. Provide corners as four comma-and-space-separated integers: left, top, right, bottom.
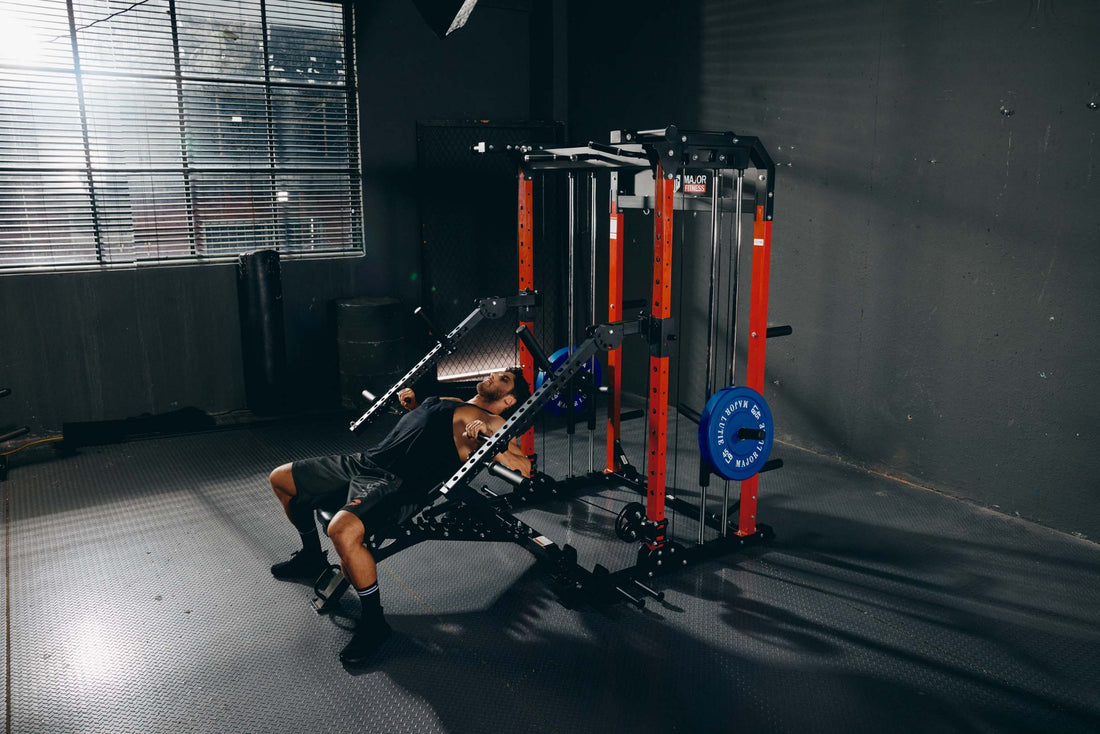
504, 367, 531, 417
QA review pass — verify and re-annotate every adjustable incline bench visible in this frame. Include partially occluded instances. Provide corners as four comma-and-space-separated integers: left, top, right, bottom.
311, 307, 673, 612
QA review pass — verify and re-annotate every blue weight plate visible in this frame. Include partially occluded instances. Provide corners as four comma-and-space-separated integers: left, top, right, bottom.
534, 346, 603, 416
697, 385, 774, 481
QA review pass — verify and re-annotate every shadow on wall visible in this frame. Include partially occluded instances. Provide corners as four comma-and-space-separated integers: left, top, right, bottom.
683, 0, 1100, 537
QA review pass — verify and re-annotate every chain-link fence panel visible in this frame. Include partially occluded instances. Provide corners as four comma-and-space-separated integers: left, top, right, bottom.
417, 121, 564, 383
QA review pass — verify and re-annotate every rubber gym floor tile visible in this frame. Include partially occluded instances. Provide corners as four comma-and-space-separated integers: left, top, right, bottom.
3, 417, 1099, 734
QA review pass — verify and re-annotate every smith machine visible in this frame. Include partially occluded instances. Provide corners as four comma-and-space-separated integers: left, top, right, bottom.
312, 125, 788, 612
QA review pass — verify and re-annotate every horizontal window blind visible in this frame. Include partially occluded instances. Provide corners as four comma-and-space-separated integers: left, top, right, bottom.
0, 0, 362, 272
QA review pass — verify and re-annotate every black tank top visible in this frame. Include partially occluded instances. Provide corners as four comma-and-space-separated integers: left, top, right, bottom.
364, 396, 488, 492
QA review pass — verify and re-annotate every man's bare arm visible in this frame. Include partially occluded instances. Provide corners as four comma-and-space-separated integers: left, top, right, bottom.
399, 388, 464, 410
463, 414, 532, 477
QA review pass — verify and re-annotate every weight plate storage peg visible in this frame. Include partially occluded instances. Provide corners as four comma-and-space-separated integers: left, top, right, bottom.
534, 346, 603, 416
698, 386, 775, 481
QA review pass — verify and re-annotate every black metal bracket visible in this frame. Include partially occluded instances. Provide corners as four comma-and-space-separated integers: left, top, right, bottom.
477, 291, 539, 320
617, 125, 776, 220
639, 517, 668, 545
643, 316, 677, 358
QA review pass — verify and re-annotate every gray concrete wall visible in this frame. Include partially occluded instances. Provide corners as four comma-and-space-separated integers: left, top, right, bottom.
569, 0, 1100, 539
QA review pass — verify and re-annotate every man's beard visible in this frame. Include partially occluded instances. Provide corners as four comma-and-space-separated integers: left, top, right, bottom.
476, 376, 508, 402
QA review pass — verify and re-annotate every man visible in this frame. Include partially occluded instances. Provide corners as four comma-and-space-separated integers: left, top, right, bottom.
268, 368, 532, 665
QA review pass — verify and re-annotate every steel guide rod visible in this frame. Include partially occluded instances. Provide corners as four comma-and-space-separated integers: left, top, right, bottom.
567, 172, 576, 475
728, 170, 745, 386
722, 169, 746, 537
699, 168, 722, 546
588, 171, 598, 474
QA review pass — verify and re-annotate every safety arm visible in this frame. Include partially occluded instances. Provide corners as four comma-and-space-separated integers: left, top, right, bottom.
433, 313, 657, 497
349, 291, 539, 433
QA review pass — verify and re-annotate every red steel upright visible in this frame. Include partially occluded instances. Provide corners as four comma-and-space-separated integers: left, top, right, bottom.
645, 164, 675, 544
738, 204, 774, 536
606, 200, 625, 472
517, 170, 536, 457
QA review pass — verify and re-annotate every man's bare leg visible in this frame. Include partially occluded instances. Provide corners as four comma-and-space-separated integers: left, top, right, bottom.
327, 509, 378, 588
328, 508, 391, 664
269, 463, 327, 578
270, 463, 298, 517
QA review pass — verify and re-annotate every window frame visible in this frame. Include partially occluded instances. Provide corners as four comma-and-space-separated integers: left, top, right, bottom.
0, 0, 364, 275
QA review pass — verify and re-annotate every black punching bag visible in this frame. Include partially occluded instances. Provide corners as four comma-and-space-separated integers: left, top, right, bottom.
237, 249, 286, 415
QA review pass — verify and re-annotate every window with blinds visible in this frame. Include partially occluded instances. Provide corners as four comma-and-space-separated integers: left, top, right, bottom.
0, 0, 362, 273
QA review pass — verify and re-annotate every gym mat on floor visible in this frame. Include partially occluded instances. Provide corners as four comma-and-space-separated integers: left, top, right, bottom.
4, 417, 1098, 733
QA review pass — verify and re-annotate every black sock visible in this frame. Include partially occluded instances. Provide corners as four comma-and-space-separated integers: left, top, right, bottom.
287, 496, 322, 557
356, 582, 382, 623
298, 526, 322, 557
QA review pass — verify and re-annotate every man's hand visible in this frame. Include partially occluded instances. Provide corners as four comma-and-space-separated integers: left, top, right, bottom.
464, 418, 487, 439
398, 388, 418, 411
504, 438, 533, 477
456, 410, 531, 477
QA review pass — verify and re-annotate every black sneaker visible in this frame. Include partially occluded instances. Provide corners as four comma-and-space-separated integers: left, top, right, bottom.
339, 617, 393, 666
270, 549, 328, 581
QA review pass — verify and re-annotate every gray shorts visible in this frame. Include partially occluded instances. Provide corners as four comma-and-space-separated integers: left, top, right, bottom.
291, 454, 421, 536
